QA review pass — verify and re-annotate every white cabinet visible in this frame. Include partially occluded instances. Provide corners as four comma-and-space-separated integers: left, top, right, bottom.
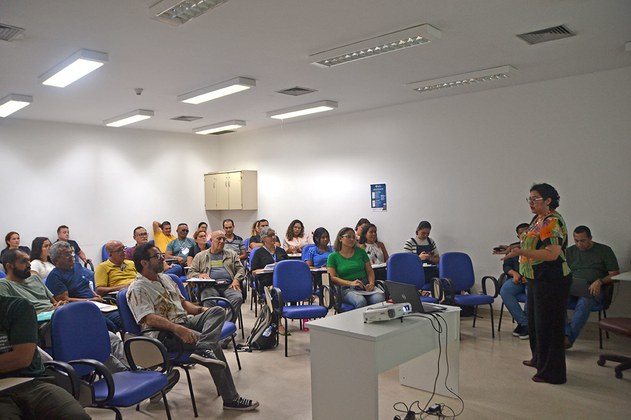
204, 170, 257, 210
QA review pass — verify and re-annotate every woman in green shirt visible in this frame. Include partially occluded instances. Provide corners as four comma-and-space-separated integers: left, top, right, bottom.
327, 227, 385, 308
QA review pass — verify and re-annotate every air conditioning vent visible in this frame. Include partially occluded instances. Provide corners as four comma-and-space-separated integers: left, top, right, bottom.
276, 87, 317, 96
517, 25, 575, 45
0, 23, 25, 42
171, 115, 202, 122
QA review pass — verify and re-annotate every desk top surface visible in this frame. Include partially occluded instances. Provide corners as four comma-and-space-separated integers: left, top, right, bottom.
0, 377, 34, 392
612, 271, 631, 281
308, 303, 459, 342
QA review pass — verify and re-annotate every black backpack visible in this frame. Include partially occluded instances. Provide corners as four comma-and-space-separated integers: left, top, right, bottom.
239, 288, 279, 351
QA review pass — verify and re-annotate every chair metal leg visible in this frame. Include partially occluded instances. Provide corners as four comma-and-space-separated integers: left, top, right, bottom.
111, 407, 123, 420
162, 390, 172, 420
284, 318, 288, 357
183, 366, 198, 417
238, 308, 245, 339
232, 335, 242, 370
489, 304, 495, 338
472, 305, 478, 328
498, 303, 505, 331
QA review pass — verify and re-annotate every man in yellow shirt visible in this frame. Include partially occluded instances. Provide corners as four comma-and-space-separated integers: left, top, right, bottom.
153, 220, 176, 253
95, 240, 137, 296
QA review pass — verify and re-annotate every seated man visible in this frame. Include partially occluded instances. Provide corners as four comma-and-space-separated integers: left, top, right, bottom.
152, 220, 176, 253
222, 219, 247, 261
55, 224, 90, 265
126, 226, 183, 276
188, 230, 244, 323
127, 243, 259, 411
95, 240, 137, 296
47, 241, 121, 332
165, 223, 195, 267
565, 225, 619, 348
496, 223, 530, 339
0, 295, 91, 419
0, 249, 127, 372
248, 219, 280, 250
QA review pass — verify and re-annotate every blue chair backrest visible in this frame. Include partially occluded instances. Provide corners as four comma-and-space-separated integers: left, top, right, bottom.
439, 252, 475, 292
101, 244, 109, 262
301, 244, 316, 262
117, 288, 142, 336
387, 252, 426, 289
273, 260, 313, 302
243, 237, 250, 251
168, 274, 189, 301
0, 271, 6, 278
51, 301, 111, 376
249, 246, 261, 267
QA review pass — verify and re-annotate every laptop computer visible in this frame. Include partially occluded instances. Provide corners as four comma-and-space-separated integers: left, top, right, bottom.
385, 280, 445, 314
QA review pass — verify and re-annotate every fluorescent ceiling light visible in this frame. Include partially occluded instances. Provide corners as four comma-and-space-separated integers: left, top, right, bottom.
39, 49, 108, 88
178, 77, 256, 104
104, 109, 154, 127
267, 100, 338, 120
151, 0, 231, 25
310, 23, 441, 68
409, 65, 517, 93
194, 120, 245, 135
0, 94, 33, 118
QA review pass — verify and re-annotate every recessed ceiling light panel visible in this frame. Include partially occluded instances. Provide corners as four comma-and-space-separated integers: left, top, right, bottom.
104, 109, 154, 127
178, 77, 256, 104
0, 94, 33, 118
267, 100, 338, 120
310, 24, 441, 67
194, 119, 245, 135
39, 49, 108, 88
151, 0, 231, 25
409, 65, 516, 94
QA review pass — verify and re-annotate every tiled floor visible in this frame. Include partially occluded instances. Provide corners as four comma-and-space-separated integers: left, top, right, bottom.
87, 307, 631, 419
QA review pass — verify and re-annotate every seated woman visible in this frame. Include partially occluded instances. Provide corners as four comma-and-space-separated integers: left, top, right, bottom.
327, 227, 385, 308
187, 229, 209, 266
1, 231, 31, 266
282, 219, 311, 254
304, 227, 333, 268
355, 218, 370, 240
358, 224, 389, 265
29, 237, 55, 279
251, 226, 289, 290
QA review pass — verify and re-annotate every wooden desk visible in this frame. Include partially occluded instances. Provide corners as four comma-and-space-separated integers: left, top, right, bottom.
309, 304, 460, 420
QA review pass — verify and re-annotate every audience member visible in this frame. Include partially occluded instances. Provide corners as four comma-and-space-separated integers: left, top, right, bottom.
47, 241, 121, 332
126, 226, 182, 276
327, 227, 385, 308
250, 220, 260, 238
503, 183, 571, 384
403, 221, 440, 265
282, 219, 312, 254
198, 222, 209, 232
127, 243, 259, 411
0, 296, 91, 419
152, 220, 176, 253
249, 219, 280, 250
496, 223, 530, 339
358, 223, 389, 264
29, 237, 55, 279
95, 240, 137, 296
188, 230, 244, 324
1, 231, 31, 266
55, 225, 89, 264
564, 225, 619, 348
223, 219, 247, 261
304, 227, 333, 268
355, 218, 371, 241
187, 229, 209, 267
166, 223, 195, 266
251, 226, 288, 288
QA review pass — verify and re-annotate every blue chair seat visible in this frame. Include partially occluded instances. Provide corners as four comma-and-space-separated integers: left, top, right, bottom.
420, 296, 439, 304
515, 293, 527, 303
282, 305, 328, 319
93, 371, 167, 407
454, 294, 494, 306
221, 321, 237, 338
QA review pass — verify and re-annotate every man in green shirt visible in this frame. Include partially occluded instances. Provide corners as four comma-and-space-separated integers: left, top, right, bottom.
0, 295, 90, 419
565, 226, 619, 348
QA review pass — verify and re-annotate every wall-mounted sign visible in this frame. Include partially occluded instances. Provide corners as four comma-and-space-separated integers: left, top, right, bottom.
370, 183, 387, 211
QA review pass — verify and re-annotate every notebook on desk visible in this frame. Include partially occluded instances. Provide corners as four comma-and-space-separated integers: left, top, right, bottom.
385, 281, 444, 314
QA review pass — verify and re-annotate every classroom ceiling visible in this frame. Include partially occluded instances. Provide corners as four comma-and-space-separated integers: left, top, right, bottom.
1, 0, 630, 136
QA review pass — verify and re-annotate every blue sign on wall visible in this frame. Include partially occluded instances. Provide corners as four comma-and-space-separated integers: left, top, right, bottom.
370, 183, 387, 211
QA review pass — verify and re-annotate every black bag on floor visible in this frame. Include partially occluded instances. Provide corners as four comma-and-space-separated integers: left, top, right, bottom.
238, 288, 279, 351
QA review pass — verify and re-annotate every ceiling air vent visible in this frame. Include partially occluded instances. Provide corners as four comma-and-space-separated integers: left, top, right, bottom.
171, 115, 202, 122
0, 23, 25, 42
517, 25, 575, 45
277, 87, 317, 97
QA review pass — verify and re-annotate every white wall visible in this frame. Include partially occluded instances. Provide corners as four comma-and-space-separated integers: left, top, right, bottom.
2, 67, 629, 315
0, 119, 219, 259
215, 66, 631, 315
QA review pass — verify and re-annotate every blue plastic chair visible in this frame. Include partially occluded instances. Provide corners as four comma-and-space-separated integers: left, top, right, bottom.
0, 271, 6, 278
248, 247, 263, 315
51, 301, 172, 419
300, 244, 316, 262
438, 252, 498, 338
387, 252, 439, 304
101, 244, 109, 262
271, 260, 328, 357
